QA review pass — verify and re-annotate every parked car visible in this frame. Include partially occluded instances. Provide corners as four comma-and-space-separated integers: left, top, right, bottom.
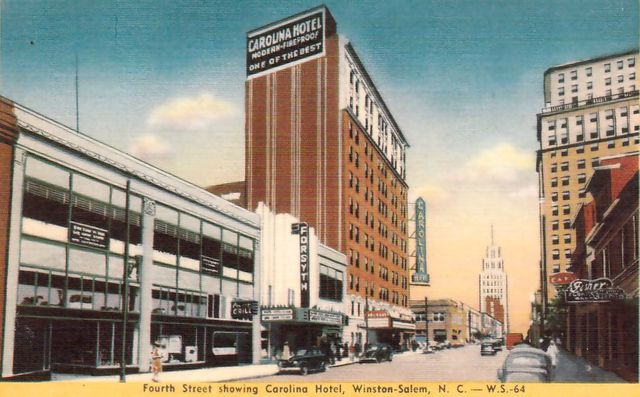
497, 345, 552, 383
277, 347, 328, 375
480, 341, 496, 356
492, 339, 503, 351
359, 343, 393, 363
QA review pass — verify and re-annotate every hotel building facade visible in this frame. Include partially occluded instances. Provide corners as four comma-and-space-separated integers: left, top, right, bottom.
244, 6, 414, 348
0, 98, 262, 380
536, 49, 639, 305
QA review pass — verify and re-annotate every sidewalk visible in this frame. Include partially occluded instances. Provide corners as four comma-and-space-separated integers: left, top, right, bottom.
50, 349, 423, 382
51, 364, 279, 383
553, 348, 625, 383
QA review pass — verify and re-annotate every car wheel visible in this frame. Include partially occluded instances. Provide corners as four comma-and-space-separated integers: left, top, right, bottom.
388, 356, 393, 362
320, 361, 327, 372
376, 357, 382, 364
300, 365, 309, 376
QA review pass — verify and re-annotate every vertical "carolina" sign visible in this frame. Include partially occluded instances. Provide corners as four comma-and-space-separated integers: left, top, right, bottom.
411, 197, 430, 285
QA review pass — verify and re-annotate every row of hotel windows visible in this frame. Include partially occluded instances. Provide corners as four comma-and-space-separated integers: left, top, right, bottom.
557, 74, 635, 96
347, 274, 407, 305
348, 248, 407, 285
348, 120, 408, 201
546, 136, 639, 161
545, 107, 640, 146
348, 68, 405, 171
554, 87, 637, 108
414, 312, 446, 322
550, 190, 583, 202
556, 57, 636, 84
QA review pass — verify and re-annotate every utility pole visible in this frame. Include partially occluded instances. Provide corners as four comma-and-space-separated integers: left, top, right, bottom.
468, 310, 472, 343
424, 297, 429, 346
364, 295, 369, 346
120, 180, 131, 382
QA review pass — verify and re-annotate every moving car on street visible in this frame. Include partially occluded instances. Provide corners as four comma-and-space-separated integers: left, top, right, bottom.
480, 341, 497, 356
497, 345, 552, 382
359, 343, 394, 363
277, 347, 328, 375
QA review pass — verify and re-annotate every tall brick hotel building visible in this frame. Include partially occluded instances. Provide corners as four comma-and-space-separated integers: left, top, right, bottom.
243, 6, 414, 346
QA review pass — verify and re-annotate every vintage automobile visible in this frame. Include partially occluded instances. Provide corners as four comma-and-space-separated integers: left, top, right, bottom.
277, 347, 328, 375
497, 345, 552, 383
480, 341, 497, 356
359, 343, 394, 363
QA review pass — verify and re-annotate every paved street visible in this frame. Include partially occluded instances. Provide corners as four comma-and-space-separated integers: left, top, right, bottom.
255, 345, 508, 382
250, 345, 627, 383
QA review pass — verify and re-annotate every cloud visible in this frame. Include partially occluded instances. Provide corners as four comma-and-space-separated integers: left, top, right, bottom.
456, 143, 534, 184
410, 184, 451, 205
129, 134, 174, 161
508, 183, 538, 199
147, 93, 236, 130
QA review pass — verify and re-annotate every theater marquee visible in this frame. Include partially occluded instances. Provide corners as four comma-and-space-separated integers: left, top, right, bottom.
246, 8, 326, 78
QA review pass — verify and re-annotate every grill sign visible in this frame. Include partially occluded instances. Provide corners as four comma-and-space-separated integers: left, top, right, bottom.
247, 10, 324, 77
566, 278, 626, 303
70, 222, 108, 249
231, 301, 257, 320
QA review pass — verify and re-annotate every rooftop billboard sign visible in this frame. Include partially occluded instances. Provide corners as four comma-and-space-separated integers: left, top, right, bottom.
247, 8, 326, 78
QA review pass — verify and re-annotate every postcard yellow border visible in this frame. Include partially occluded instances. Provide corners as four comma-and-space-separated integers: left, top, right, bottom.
1, 382, 638, 397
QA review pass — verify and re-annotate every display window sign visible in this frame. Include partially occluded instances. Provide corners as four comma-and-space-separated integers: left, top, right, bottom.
308, 309, 342, 325
246, 9, 325, 77
261, 308, 294, 321
566, 278, 626, 303
69, 221, 109, 249
201, 255, 220, 275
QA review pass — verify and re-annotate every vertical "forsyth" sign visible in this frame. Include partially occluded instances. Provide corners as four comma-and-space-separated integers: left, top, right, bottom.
299, 223, 310, 307
292, 222, 311, 307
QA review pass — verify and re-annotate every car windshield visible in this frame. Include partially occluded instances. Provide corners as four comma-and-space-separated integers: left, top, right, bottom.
367, 346, 381, 352
294, 349, 308, 356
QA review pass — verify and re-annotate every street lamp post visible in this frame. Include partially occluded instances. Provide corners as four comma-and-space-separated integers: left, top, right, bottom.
120, 180, 131, 382
364, 295, 369, 346
424, 297, 429, 346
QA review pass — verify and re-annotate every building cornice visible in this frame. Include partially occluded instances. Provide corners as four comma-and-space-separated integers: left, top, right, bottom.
10, 98, 260, 229
543, 49, 638, 76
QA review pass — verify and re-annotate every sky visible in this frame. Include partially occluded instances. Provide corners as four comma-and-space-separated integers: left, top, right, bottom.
1, 0, 638, 335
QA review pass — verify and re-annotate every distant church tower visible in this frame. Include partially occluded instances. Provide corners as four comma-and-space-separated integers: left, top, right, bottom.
479, 226, 509, 333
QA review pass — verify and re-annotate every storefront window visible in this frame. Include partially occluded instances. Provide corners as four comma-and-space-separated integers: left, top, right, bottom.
20, 238, 66, 271
179, 218, 201, 272
201, 223, 222, 278
319, 264, 344, 302
68, 248, 106, 277
22, 179, 69, 233
110, 188, 142, 253
222, 230, 239, 279
238, 236, 254, 283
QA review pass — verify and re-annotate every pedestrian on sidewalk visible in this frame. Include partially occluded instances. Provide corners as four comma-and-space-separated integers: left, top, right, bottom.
547, 340, 559, 368
281, 341, 291, 360
151, 340, 164, 382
